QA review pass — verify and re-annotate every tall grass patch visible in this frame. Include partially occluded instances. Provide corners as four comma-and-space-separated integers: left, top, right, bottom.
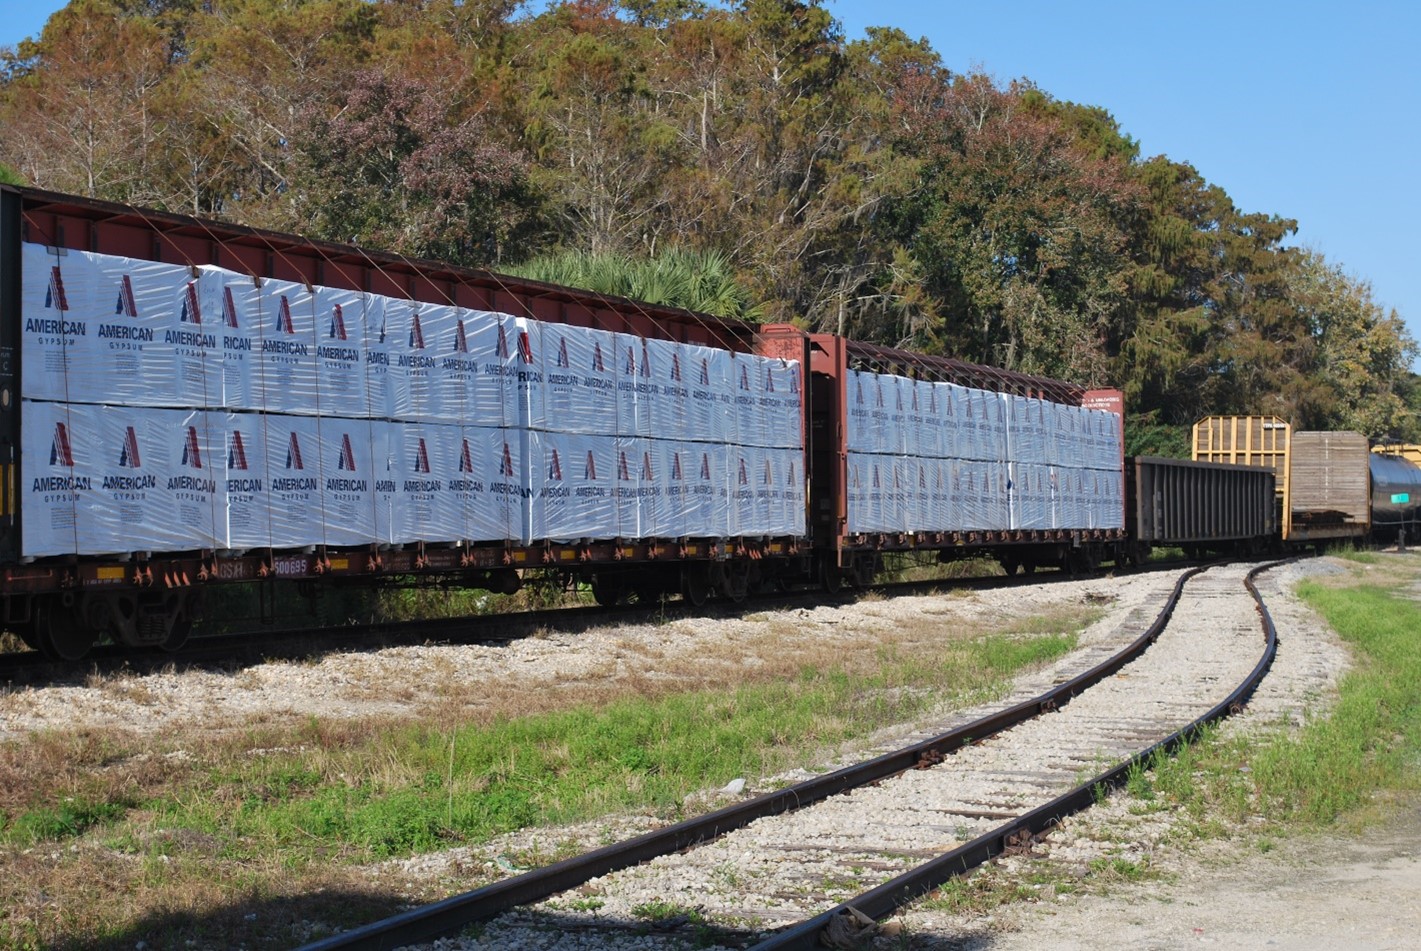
1143, 577, 1421, 832
3, 629, 1080, 867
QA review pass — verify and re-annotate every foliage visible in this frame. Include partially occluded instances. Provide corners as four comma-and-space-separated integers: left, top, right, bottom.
1141, 567, 1421, 834
506, 246, 762, 319
0, 0, 1413, 431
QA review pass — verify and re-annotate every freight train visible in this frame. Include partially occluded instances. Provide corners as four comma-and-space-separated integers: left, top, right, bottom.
0, 186, 1409, 662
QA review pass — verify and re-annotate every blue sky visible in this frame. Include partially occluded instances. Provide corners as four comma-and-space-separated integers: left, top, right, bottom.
4, 0, 1419, 361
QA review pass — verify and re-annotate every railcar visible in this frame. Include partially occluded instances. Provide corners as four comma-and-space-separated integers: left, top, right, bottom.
800, 334, 1128, 582
0, 186, 812, 659
1125, 456, 1277, 561
1367, 447, 1421, 542
1192, 416, 1371, 547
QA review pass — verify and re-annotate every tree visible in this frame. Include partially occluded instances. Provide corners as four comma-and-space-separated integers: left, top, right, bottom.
886, 72, 1140, 383
1284, 249, 1416, 436
0, 0, 168, 200
289, 68, 531, 266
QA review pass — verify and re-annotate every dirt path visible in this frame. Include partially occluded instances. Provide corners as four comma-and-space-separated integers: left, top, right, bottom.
956, 799, 1421, 951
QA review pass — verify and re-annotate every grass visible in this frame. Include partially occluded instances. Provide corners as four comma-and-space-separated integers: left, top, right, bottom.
4, 629, 1081, 863
0, 603, 1093, 948
1141, 572, 1421, 832
919, 553, 1421, 923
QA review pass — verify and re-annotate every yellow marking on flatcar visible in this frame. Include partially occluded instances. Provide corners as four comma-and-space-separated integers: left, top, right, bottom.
512, 551, 528, 563
330, 557, 349, 570
558, 550, 575, 561
622, 547, 634, 558
97, 566, 125, 580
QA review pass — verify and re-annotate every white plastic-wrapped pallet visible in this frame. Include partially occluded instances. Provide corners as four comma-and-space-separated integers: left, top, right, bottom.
311, 285, 367, 417
985, 391, 1010, 463
633, 436, 673, 538
19, 247, 205, 410
451, 310, 513, 429
725, 446, 754, 536
382, 298, 440, 421
953, 460, 980, 530
960, 388, 988, 461
776, 360, 805, 450
386, 420, 454, 545
367, 420, 398, 546
536, 322, 619, 436
21, 242, 95, 403
205, 269, 261, 412
680, 440, 730, 537
845, 453, 865, 533
880, 374, 907, 456
609, 333, 647, 438
607, 436, 642, 538
1021, 462, 1043, 531
432, 307, 484, 426
421, 302, 470, 422
361, 294, 399, 419
530, 430, 617, 541
215, 412, 266, 550
1008, 396, 1048, 467
868, 454, 893, 533
21, 401, 207, 556
481, 426, 530, 544
249, 412, 319, 548
979, 459, 1008, 530
845, 370, 871, 453
639, 337, 690, 443
939, 383, 968, 460
251, 277, 319, 416
316, 416, 378, 545
729, 353, 761, 450
747, 356, 799, 450
100, 254, 212, 410
902, 378, 932, 459
431, 425, 505, 543
910, 457, 931, 530
256, 414, 366, 548
775, 447, 806, 536
1071, 467, 1090, 529
739, 445, 772, 536
682, 343, 724, 446
852, 454, 876, 533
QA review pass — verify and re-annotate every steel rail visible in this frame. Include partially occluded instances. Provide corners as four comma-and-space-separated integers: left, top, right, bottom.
297, 565, 1203, 951
2, 563, 1127, 677
751, 560, 1284, 950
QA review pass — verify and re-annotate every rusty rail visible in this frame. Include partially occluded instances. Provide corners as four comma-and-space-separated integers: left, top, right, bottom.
298, 566, 1204, 951
752, 560, 1283, 950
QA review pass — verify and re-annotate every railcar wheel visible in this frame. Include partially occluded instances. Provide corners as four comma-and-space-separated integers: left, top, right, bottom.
681, 568, 711, 607
820, 561, 845, 594
160, 616, 192, 653
720, 562, 750, 603
590, 574, 624, 607
34, 601, 96, 662
1000, 557, 1020, 576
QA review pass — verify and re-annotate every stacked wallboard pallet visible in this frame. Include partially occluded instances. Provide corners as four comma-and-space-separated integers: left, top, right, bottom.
20, 244, 804, 556
844, 369, 1123, 535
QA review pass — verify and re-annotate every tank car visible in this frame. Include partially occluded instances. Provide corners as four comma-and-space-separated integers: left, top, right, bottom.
1369, 450, 1421, 542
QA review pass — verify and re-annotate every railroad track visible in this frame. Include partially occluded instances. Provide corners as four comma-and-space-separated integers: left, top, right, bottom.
0, 563, 1141, 681
297, 559, 1280, 950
